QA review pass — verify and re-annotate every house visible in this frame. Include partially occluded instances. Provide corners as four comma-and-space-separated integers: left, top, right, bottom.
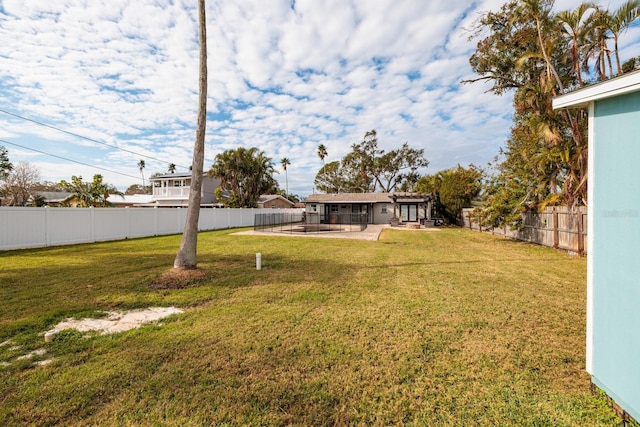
303, 192, 431, 225
148, 172, 222, 207
553, 70, 640, 422
30, 191, 76, 207
257, 194, 296, 209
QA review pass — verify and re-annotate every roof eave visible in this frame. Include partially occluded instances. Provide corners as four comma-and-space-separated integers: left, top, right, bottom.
553, 70, 640, 109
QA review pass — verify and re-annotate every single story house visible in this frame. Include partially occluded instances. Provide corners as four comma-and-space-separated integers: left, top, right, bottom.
29, 191, 76, 207
303, 192, 432, 225
553, 69, 640, 422
257, 194, 296, 209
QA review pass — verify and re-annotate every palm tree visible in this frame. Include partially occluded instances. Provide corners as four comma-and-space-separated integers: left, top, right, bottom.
209, 147, 277, 207
168, 163, 176, 173
512, 0, 564, 93
607, 0, 640, 75
137, 159, 146, 188
317, 144, 327, 193
174, 0, 207, 270
557, 2, 598, 87
280, 157, 291, 196
582, 8, 617, 80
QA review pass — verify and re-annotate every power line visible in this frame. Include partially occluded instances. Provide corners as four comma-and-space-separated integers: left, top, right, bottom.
0, 108, 192, 170
0, 139, 143, 181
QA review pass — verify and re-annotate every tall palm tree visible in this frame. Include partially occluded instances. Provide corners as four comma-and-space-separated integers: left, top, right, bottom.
174, 0, 207, 270
168, 163, 176, 173
137, 159, 146, 188
280, 157, 291, 196
607, 0, 640, 75
512, 0, 565, 93
557, 2, 598, 87
580, 15, 608, 80
317, 144, 327, 193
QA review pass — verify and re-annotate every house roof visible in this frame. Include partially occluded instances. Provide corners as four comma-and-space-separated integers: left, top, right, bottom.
304, 192, 431, 204
32, 191, 75, 203
150, 172, 192, 180
257, 194, 295, 206
553, 69, 640, 109
304, 193, 393, 204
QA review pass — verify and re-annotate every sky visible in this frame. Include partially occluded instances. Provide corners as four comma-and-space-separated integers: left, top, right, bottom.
1, 0, 639, 195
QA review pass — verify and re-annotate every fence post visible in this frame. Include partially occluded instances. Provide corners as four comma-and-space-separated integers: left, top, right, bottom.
577, 210, 584, 256
90, 206, 96, 243
553, 207, 559, 249
45, 206, 51, 247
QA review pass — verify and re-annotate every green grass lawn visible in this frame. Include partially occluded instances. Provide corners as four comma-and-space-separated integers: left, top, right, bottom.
0, 227, 620, 425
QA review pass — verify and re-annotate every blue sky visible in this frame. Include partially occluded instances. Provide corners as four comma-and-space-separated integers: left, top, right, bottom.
1, 0, 639, 194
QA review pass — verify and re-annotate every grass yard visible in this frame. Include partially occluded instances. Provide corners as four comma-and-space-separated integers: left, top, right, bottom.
0, 227, 620, 425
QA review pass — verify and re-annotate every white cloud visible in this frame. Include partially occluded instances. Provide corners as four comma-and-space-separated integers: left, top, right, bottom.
0, 0, 638, 193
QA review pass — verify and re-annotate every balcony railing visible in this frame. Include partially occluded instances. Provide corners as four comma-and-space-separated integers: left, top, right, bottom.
152, 186, 191, 199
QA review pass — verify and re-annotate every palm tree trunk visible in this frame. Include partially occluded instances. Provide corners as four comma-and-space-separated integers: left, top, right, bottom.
174, 0, 207, 269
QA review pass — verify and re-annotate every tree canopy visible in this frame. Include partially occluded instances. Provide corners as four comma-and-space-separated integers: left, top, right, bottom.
0, 145, 12, 182
314, 130, 428, 193
416, 165, 483, 224
58, 174, 122, 207
2, 161, 41, 206
208, 147, 279, 208
467, 0, 640, 227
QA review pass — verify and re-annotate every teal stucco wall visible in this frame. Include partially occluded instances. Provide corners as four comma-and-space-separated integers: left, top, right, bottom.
592, 90, 640, 420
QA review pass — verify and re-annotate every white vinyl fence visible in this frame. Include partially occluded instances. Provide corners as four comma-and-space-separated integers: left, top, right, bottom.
0, 207, 301, 251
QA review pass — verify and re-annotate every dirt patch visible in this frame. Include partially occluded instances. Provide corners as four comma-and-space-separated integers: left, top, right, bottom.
150, 268, 209, 289
45, 307, 184, 340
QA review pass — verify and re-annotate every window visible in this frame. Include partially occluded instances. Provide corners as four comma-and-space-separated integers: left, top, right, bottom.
331, 205, 339, 213
381, 204, 388, 214
310, 204, 317, 212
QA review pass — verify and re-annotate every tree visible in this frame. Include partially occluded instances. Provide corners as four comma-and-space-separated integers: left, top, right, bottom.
325, 130, 429, 193
622, 55, 640, 73
316, 144, 328, 191
416, 165, 483, 224
208, 147, 278, 208
0, 145, 12, 181
168, 163, 176, 173
557, 2, 598, 87
3, 161, 40, 206
137, 160, 146, 188
280, 157, 291, 196
174, 0, 208, 270
125, 184, 148, 195
0, 145, 12, 205
58, 174, 122, 207
314, 160, 346, 193
605, 0, 640, 75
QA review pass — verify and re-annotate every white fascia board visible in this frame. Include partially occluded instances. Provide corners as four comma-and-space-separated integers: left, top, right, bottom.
552, 70, 640, 109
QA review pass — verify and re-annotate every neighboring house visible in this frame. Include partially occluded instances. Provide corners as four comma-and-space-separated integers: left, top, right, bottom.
303, 192, 431, 225
553, 70, 640, 422
30, 191, 76, 207
257, 194, 296, 209
149, 173, 222, 207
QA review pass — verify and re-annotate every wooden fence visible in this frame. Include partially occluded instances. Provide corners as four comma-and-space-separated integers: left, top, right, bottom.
0, 207, 300, 251
461, 206, 587, 254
